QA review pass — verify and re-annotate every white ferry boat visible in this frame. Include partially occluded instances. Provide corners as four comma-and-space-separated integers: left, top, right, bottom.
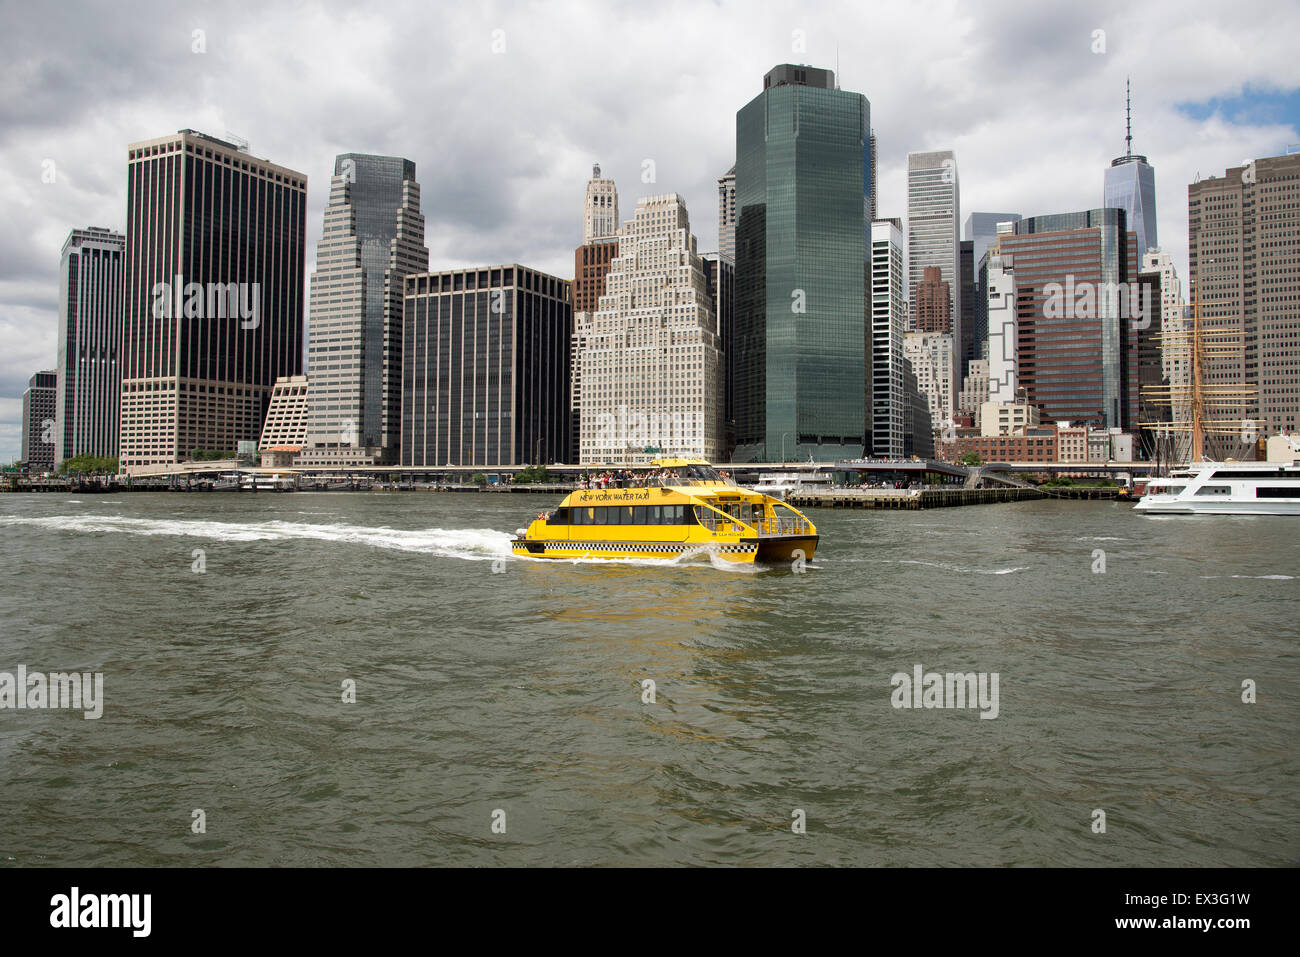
751, 471, 834, 500
1134, 461, 1300, 515
240, 472, 296, 492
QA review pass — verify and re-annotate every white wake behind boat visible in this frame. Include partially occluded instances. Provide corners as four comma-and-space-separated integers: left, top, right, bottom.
1134, 460, 1300, 515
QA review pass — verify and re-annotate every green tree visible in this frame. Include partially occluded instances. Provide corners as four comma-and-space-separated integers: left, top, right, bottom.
959, 452, 983, 466
471, 473, 488, 487
58, 455, 118, 475
513, 465, 549, 484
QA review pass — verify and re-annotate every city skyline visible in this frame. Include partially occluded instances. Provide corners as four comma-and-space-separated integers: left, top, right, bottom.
2, 0, 1299, 461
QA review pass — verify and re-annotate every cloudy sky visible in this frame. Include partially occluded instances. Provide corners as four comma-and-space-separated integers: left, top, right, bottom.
2, 0, 1297, 463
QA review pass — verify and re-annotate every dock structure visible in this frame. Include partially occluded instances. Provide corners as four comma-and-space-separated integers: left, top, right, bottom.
787, 486, 1124, 509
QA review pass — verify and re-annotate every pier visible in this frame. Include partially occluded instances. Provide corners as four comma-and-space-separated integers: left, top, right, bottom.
787, 486, 1124, 509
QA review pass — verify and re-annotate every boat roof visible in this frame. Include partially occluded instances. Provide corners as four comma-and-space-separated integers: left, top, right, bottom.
649, 458, 712, 468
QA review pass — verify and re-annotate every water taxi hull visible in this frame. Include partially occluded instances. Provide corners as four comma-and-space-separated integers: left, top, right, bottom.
511, 539, 760, 562
510, 535, 818, 564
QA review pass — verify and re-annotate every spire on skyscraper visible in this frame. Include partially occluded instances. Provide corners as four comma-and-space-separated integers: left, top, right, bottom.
1125, 77, 1133, 159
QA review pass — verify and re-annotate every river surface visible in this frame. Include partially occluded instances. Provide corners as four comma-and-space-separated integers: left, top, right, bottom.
0, 491, 1295, 866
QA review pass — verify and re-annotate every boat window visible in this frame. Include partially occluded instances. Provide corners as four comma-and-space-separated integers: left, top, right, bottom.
547, 508, 568, 524
1211, 470, 1293, 479
1194, 485, 1231, 495
681, 464, 722, 483
634, 505, 648, 524
595, 506, 609, 525
1257, 486, 1299, 498
620, 505, 635, 524
648, 504, 662, 524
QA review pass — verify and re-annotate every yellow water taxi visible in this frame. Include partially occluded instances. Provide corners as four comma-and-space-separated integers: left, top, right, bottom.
511, 458, 819, 564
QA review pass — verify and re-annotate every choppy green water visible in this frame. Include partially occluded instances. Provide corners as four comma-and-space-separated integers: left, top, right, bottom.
0, 491, 1295, 866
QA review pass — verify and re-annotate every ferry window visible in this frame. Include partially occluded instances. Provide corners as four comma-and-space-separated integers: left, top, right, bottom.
583, 507, 595, 524
547, 508, 568, 524
595, 506, 609, 524
649, 505, 662, 524
634, 505, 648, 524
1257, 486, 1298, 498
622, 505, 636, 524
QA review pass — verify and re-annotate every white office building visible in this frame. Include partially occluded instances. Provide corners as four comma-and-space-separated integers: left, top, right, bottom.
583, 164, 620, 243
870, 219, 905, 457
986, 252, 1018, 404
579, 194, 723, 466
904, 331, 956, 429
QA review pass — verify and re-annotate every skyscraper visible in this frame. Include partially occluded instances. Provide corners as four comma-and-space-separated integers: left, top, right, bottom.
985, 252, 1018, 405
56, 226, 124, 464
1141, 249, 1188, 456
717, 166, 736, 262
579, 194, 722, 466
583, 164, 619, 243
402, 266, 572, 467
914, 266, 952, 333
870, 220, 905, 458
868, 130, 879, 223
1189, 151, 1300, 438
1103, 80, 1158, 255
302, 153, 427, 466
907, 149, 961, 343
700, 251, 736, 458
572, 165, 621, 463
965, 213, 1021, 364
998, 210, 1141, 430
959, 239, 975, 376
21, 371, 57, 472
119, 130, 307, 473
964, 213, 1022, 271
904, 331, 956, 431
734, 64, 871, 462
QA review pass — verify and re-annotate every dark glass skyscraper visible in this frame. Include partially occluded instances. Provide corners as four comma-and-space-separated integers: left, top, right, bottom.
21, 371, 57, 472
402, 266, 572, 467
57, 227, 124, 464
734, 64, 871, 462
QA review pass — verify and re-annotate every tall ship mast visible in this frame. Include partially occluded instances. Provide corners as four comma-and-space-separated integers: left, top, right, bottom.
1141, 283, 1256, 467
1133, 287, 1298, 515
